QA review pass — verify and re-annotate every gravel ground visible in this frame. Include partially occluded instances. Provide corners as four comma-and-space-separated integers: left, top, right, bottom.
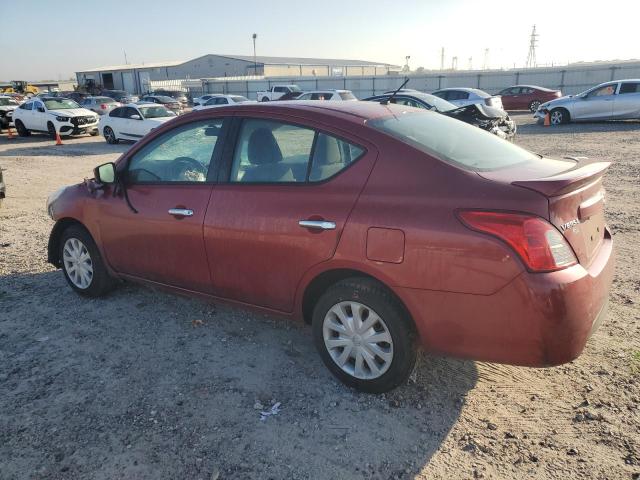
0, 114, 639, 480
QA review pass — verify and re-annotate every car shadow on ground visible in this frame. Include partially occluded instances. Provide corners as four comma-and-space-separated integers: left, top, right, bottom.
0, 136, 130, 157
516, 119, 640, 136
0, 270, 478, 479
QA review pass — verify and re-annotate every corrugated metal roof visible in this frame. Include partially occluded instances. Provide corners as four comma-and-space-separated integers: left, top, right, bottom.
214, 54, 397, 67
77, 60, 185, 73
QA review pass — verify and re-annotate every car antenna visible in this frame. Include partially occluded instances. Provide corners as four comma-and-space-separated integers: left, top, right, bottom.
381, 77, 410, 105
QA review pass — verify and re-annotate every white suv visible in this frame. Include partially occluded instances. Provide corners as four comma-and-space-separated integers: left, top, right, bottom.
12, 96, 99, 138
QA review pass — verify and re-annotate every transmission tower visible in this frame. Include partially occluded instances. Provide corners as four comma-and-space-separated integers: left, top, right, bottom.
526, 25, 538, 68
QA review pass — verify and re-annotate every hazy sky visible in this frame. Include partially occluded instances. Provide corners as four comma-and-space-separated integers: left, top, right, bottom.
1, 0, 638, 81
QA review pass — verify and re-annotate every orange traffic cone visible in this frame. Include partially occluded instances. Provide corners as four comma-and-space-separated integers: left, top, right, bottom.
7, 126, 15, 139
55, 131, 63, 145
544, 111, 551, 127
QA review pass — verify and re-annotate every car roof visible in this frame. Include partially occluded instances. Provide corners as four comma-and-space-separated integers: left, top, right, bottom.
434, 87, 490, 96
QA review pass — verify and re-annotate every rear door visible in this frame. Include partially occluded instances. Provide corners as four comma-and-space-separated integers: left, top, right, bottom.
203, 114, 377, 312
98, 118, 229, 293
613, 81, 640, 119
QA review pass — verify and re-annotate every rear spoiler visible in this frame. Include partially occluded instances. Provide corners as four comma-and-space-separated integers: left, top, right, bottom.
512, 158, 611, 197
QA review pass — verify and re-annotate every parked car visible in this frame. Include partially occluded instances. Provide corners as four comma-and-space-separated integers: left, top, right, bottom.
12, 97, 99, 138
497, 85, 562, 112
363, 92, 516, 139
46, 101, 613, 393
65, 92, 91, 104
256, 85, 301, 102
101, 89, 139, 104
278, 91, 305, 101
0, 165, 5, 208
534, 79, 640, 125
99, 103, 176, 144
192, 94, 251, 110
80, 96, 121, 115
148, 90, 188, 105
431, 87, 503, 109
139, 95, 183, 114
0, 96, 20, 131
193, 94, 225, 107
296, 90, 357, 101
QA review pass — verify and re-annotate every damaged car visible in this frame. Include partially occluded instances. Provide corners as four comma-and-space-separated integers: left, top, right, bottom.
0, 95, 19, 132
363, 91, 516, 140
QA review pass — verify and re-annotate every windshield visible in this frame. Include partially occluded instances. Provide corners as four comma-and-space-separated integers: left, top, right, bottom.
0, 98, 18, 106
139, 106, 175, 118
413, 93, 457, 112
154, 96, 176, 103
367, 110, 538, 172
44, 99, 80, 110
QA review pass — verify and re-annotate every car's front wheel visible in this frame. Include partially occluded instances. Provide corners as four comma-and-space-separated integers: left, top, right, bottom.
312, 278, 417, 393
103, 126, 119, 144
59, 225, 116, 297
47, 122, 57, 139
550, 108, 569, 125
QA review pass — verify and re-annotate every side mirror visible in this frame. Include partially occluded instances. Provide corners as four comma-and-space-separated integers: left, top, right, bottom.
130, 114, 141, 120
94, 162, 116, 184
37, 107, 45, 112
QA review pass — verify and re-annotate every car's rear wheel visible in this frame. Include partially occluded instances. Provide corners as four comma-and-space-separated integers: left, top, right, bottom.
103, 126, 118, 144
59, 225, 116, 297
529, 100, 542, 112
15, 120, 30, 137
47, 122, 57, 139
312, 278, 417, 393
550, 108, 569, 125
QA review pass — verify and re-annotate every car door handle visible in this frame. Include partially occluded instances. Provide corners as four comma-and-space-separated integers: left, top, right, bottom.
299, 220, 336, 230
168, 208, 193, 217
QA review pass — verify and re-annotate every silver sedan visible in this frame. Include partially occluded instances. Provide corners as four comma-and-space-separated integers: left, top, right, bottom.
534, 79, 640, 124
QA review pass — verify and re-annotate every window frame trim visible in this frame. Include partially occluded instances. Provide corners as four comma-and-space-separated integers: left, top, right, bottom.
218, 116, 368, 186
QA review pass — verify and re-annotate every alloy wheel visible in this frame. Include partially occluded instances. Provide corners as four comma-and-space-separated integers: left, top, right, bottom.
529, 100, 541, 112
550, 110, 564, 125
322, 301, 394, 380
62, 238, 94, 289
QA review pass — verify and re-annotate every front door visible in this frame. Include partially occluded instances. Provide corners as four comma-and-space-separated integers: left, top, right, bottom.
572, 83, 617, 120
98, 118, 228, 293
203, 115, 377, 312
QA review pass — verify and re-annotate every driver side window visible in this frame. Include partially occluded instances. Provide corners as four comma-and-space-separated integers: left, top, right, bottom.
127, 119, 223, 183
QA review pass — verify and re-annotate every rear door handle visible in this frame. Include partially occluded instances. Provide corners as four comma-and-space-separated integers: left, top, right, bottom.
168, 208, 193, 217
299, 220, 336, 230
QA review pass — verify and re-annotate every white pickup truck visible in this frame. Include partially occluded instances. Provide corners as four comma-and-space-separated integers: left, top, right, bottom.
256, 85, 301, 102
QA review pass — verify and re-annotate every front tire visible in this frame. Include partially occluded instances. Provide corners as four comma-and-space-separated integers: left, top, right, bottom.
89, 129, 99, 136
15, 120, 30, 137
47, 122, 57, 139
312, 278, 417, 393
103, 126, 119, 144
550, 108, 569, 125
59, 225, 116, 297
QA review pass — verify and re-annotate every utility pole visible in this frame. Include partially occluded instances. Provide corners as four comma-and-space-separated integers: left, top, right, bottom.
440, 47, 445, 70
451, 56, 458, 70
123, 50, 128, 65
403, 55, 411, 73
526, 25, 538, 68
252, 33, 258, 75
483, 49, 489, 70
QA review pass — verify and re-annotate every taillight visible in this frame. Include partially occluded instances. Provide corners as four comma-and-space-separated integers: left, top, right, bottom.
100, 104, 107, 109
457, 210, 577, 272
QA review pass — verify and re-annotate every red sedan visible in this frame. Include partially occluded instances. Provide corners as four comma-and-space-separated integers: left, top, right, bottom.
498, 85, 562, 112
46, 101, 614, 393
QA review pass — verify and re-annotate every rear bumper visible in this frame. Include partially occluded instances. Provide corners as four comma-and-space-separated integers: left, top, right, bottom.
397, 229, 614, 367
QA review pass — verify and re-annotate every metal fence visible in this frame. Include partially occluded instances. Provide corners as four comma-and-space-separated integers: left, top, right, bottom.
149, 61, 640, 100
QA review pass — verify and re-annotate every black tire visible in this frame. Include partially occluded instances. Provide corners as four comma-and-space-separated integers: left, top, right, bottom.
103, 126, 118, 144
528, 100, 542, 112
261, 97, 269, 102
89, 129, 99, 136
47, 122, 56, 139
312, 277, 417, 393
15, 120, 30, 137
59, 225, 117, 297
550, 108, 570, 125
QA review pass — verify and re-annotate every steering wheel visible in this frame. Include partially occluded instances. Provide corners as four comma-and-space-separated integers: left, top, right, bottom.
170, 156, 207, 181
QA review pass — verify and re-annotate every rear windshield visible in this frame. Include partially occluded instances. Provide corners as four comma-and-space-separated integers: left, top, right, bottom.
367, 110, 537, 171
96, 97, 117, 103
139, 106, 175, 118
339, 91, 357, 100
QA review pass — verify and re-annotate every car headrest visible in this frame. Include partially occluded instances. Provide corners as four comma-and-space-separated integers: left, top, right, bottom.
314, 134, 341, 165
248, 128, 283, 165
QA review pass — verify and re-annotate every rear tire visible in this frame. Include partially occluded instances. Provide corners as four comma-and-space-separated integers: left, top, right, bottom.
312, 277, 417, 393
528, 100, 542, 112
261, 97, 269, 102
103, 126, 119, 144
59, 225, 117, 297
15, 120, 30, 137
89, 129, 99, 136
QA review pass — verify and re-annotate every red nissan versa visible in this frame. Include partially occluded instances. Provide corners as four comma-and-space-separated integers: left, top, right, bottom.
497, 85, 562, 112
46, 101, 614, 393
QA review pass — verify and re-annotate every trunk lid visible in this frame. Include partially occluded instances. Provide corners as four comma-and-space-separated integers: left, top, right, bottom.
479, 156, 610, 267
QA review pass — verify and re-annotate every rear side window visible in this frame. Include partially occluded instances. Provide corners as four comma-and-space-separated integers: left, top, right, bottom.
448, 90, 470, 100
20, 102, 33, 110
230, 119, 364, 183
368, 110, 537, 172
619, 82, 640, 94
109, 107, 123, 117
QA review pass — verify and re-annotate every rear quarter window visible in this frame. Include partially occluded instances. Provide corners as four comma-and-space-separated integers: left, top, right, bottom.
367, 110, 538, 172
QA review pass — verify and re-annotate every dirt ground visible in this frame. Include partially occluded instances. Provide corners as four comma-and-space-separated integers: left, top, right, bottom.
0, 114, 639, 480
